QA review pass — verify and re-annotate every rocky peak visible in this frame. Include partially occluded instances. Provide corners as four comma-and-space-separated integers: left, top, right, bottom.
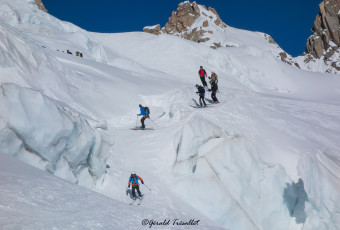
143, 1, 227, 48
303, 0, 340, 73
34, 0, 48, 13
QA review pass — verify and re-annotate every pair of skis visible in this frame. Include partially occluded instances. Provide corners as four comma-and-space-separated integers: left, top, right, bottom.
129, 196, 143, 205
127, 184, 151, 205
130, 127, 154, 130
190, 103, 219, 108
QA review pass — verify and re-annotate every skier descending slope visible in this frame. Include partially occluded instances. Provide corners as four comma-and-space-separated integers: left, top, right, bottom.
198, 66, 208, 88
137, 104, 149, 129
195, 84, 207, 107
128, 172, 144, 201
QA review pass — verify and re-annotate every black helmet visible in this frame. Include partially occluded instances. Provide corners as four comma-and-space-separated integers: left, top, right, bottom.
200, 66, 203, 69
139, 104, 142, 107
195, 84, 199, 87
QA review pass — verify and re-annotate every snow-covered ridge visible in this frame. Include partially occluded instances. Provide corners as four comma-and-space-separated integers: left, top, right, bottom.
0, 0, 107, 63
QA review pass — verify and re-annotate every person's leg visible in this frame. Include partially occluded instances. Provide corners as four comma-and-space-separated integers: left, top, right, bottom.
211, 92, 215, 102
199, 95, 203, 107
200, 95, 207, 106
136, 186, 142, 197
132, 186, 136, 198
212, 92, 217, 102
201, 77, 207, 87
141, 117, 145, 128
214, 92, 219, 102
200, 76, 204, 86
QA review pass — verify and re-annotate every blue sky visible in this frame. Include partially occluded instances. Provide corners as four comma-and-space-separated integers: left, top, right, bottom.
43, 0, 321, 57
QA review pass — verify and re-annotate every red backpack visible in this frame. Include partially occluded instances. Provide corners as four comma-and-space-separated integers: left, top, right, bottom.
199, 69, 206, 76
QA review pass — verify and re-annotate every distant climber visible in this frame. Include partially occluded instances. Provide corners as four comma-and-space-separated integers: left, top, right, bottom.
210, 80, 219, 103
75, 51, 83, 58
137, 104, 149, 129
196, 84, 207, 107
128, 172, 144, 199
198, 66, 208, 88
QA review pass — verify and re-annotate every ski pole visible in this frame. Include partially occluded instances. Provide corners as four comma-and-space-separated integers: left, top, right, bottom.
149, 117, 159, 127
143, 183, 152, 191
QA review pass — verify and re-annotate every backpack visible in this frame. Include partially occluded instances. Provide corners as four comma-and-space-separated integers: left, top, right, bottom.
199, 69, 206, 77
130, 176, 139, 185
198, 86, 205, 94
144, 107, 150, 118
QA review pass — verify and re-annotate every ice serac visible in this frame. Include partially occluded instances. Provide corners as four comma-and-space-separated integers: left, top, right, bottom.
143, 1, 299, 67
298, 150, 340, 229
0, 84, 111, 186
299, 0, 340, 74
172, 115, 293, 229
34, 0, 47, 12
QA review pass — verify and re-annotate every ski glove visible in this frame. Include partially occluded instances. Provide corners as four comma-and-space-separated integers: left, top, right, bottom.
128, 185, 130, 188
141, 181, 144, 184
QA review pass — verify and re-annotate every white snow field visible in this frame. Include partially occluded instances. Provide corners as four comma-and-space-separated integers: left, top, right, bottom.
0, 152, 222, 230
1, 0, 340, 230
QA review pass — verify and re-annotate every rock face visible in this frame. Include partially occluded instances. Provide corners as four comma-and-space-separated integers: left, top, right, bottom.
34, 0, 48, 13
143, 1, 227, 48
142, 1, 299, 67
143, 24, 161, 35
303, 0, 340, 73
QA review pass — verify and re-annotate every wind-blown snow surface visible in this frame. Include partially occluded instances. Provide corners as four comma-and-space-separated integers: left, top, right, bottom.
1, 1, 340, 229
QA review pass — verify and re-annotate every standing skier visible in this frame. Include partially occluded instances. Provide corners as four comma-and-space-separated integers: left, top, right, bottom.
128, 172, 144, 199
210, 80, 219, 103
209, 72, 218, 91
137, 104, 148, 129
198, 66, 208, 88
196, 84, 207, 107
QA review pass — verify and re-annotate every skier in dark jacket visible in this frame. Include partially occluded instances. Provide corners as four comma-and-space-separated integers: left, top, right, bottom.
198, 66, 208, 88
137, 104, 147, 129
128, 172, 144, 199
196, 84, 207, 107
210, 80, 219, 103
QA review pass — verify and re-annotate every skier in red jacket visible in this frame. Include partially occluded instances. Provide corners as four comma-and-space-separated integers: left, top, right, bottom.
198, 66, 208, 88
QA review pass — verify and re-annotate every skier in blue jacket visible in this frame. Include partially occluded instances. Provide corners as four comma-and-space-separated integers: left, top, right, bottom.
137, 104, 146, 129
128, 172, 144, 199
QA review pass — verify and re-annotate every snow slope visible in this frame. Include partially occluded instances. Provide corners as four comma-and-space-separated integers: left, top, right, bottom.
0, 152, 222, 230
1, 0, 340, 230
